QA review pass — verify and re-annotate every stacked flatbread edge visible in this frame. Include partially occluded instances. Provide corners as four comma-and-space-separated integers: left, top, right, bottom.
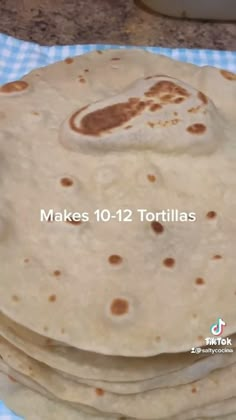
0, 49, 235, 419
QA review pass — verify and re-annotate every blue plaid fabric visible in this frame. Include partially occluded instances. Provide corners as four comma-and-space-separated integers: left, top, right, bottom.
0, 403, 22, 420
0, 33, 236, 85
0, 33, 236, 420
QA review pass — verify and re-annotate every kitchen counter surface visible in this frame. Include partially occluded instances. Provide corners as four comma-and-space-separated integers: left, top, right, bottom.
0, 0, 235, 49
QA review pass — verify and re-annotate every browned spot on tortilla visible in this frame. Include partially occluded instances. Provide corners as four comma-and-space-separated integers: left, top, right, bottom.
61, 328, 65, 334
171, 119, 179, 125
212, 254, 222, 260
145, 76, 154, 80
53, 270, 61, 277
195, 277, 205, 285
64, 57, 73, 64
174, 111, 178, 116
125, 125, 132, 129
147, 174, 156, 182
145, 81, 189, 102
79, 77, 86, 83
68, 104, 88, 129
12, 295, 20, 302
220, 69, 236, 81
129, 96, 140, 101
191, 386, 197, 393
187, 123, 206, 134
110, 298, 129, 316
148, 122, 155, 128
145, 99, 153, 106
151, 221, 164, 234
163, 258, 175, 268
60, 177, 73, 187
111, 57, 120, 61
0, 80, 28, 93
188, 106, 201, 114
174, 97, 185, 104
109, 255, 122, 265
192, 313, 197, 318
24, 258, 29, 263
156, 118, 180, 128
206, 211, 217, 219
84, 69, 89, 72
96, 50, 103, 54
70, 98, 147, 136
198, 91, 208, 104
46, 338, 53, 345
161, 94, 173, 102
8, 375, 17, 383
31, 111, 39, 115
150, 103, 162, 111
155, 336, 161, 341
66, 220, 82, 226
95, 388, 105, 396
43, 326, 48, 332
198, 335, 204, 341
48, 294, 57, 302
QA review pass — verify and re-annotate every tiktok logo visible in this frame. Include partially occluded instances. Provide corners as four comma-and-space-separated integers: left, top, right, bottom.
210, 318, 226, 336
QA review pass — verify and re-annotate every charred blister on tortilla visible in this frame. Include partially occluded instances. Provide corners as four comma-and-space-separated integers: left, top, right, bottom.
60, 74, 221, 156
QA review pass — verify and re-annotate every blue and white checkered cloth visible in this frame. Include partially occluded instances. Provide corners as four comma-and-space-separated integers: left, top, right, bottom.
0, 403, 22, 420
0, 33, 236, 85
0, 33, 236, 420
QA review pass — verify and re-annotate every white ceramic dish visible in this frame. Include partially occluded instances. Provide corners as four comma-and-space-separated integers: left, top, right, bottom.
142, 0, 236, 20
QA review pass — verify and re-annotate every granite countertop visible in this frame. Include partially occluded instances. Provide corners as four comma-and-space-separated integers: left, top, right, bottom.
0, 0, 235, 49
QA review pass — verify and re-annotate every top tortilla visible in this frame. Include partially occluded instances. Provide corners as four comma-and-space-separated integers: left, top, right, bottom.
0, 49, 235, 356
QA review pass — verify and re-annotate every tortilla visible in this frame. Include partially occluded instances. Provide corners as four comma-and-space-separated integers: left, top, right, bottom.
0, 317, 235, 393
2, 313, 235, 395
1, 336, 236, 419
0, 311, 207, 383
0, 49, 235, 356
0, 370, 114, 420
1, 366, 236, 420
1, 312, 235, 393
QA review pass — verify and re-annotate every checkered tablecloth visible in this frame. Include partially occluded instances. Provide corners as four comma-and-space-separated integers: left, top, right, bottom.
0, 403, 22, 420
0, 33, 236, 85
0, 33, 236, 420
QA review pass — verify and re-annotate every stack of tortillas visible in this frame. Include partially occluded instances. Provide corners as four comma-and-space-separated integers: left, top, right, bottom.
0, 49, 235, 419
